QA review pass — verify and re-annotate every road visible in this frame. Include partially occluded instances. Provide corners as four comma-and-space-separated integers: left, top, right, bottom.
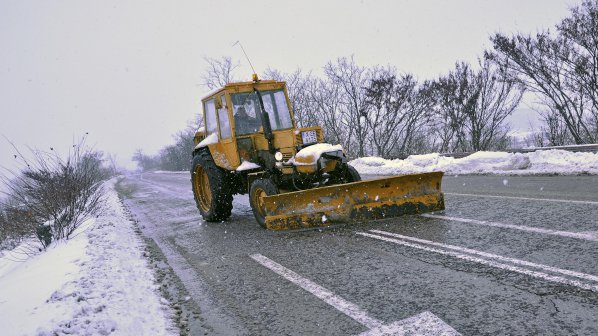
119, 172, 598, 335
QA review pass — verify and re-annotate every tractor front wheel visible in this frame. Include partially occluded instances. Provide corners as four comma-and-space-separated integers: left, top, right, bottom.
249, 178, 279, 228
191, 152, 233, 222
329, 163, 361, 185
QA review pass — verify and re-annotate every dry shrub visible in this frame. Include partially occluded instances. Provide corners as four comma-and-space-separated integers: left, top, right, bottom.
1, 139, 108, 249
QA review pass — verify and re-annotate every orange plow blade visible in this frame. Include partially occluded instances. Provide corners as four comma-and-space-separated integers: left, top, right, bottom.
263, 172, 445, 230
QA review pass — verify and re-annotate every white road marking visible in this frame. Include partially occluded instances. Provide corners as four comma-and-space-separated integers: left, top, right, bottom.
370, 229, 598, 283
446, 192, 598, 205
250, 253, 383, 329
250, 253, 460, 335
358, 231, 598, 292
358, 311, 460, 336
421, 214, 598, 242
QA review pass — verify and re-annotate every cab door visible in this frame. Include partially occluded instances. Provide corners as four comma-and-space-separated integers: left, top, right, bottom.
213, 94, 240, 169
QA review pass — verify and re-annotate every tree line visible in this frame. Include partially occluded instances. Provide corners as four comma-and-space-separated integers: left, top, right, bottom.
137, 0, 596, 170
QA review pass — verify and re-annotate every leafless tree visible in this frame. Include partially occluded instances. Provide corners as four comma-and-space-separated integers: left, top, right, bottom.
489, 0, 598, 144
201, 56, 240, 90
468, 57, 524, 151
537, 108, 573, 146
430, 59, 523, 152
132, 149, 158, 171
308, 78, 350, 151
364, 68, 434, 157
324, 57, 371, 157
430, 62, 477, 152
558, 0, 598, 140
263, 68, 318, 127
158, 124, 197, 171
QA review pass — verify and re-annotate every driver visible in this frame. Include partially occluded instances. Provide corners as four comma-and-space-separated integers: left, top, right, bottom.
234, 106, 261, 134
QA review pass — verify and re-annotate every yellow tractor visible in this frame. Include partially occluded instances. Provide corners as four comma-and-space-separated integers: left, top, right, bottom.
191, 76, 445, 230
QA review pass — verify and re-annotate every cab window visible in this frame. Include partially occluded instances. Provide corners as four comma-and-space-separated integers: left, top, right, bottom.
218, 95, 232, 139
204, 99, 218, 136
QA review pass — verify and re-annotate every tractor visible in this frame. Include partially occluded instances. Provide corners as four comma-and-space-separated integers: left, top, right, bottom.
191, 76, 444, 230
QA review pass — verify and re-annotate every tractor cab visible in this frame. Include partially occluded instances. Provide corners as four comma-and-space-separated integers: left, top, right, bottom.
193, 79, 332, 178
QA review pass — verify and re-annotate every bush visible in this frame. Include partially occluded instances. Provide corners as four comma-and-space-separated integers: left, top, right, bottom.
1, 140, 108, 249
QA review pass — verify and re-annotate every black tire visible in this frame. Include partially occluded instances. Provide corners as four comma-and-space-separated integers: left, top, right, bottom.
190, 152, 233, 222
249, 178, 279, 228
329, 163, 361, 184
345, 164, 361, 182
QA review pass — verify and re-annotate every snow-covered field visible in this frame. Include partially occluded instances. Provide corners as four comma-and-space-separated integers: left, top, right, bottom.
0, 181, 175, 336
350, 149, 598, 176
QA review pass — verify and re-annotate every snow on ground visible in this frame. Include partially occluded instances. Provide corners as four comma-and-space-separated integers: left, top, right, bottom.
350, 149, 598, 176
0, 180, 175, 336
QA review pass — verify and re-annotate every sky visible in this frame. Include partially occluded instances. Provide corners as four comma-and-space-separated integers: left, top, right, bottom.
0, 0, 580, 171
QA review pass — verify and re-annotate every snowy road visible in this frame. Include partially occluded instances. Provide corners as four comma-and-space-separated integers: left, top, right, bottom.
120, 172, 598, 335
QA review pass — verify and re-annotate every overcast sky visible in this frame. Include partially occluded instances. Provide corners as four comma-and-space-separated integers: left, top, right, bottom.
0, 0, 579, 171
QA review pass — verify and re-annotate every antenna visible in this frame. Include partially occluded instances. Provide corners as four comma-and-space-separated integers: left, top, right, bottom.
233, 41, 258, 81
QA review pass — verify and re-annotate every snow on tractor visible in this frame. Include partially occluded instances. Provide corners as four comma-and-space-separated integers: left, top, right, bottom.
190, 75, 444, 230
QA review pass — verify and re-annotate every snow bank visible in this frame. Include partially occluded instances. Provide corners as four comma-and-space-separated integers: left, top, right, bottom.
0, 180, 175, 336
154, 170, 188, 174
350, 150, 598, 176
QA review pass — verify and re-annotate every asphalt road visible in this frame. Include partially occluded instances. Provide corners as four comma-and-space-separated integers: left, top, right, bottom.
120, 172, 598, 335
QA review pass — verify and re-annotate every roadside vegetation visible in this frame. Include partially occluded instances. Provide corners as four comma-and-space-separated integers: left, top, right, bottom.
0, 139, 114, 250
134, 0, 597, 172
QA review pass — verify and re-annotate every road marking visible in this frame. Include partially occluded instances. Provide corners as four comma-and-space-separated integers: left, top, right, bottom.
250, 253, 460, 335
446, 192, 598, 205
369, 229, 598, 283
358, 311, 459, 336
421, 214, 598, 242
358, 231, 598, 292
250, 253, 383, 329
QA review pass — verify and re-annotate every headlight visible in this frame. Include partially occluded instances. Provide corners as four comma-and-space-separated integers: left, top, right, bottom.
301, 130, 318, 145
275, 151, 283, 161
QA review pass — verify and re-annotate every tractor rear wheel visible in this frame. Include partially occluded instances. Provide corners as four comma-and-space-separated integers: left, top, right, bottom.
249, 178, 279, 228
191, 152, 233, 222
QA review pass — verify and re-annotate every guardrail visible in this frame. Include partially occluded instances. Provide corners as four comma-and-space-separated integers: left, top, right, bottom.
440, 144, 598, 159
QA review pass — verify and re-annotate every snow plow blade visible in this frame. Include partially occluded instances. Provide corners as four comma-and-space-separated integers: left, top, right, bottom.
263, 172, 445, 230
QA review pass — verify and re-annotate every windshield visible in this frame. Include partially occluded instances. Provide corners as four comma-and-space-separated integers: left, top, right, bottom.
231, 89, 293, 135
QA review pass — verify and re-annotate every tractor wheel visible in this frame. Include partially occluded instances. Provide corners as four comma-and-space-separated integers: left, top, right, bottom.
249, 178, 279, 228
345, 164, 362, 182
329, 163, 362, 184
191, 152, 233, 222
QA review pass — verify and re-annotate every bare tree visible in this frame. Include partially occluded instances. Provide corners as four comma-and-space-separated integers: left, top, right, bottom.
132, 149, 158, 171
430, 59, 523, 152
308, 78, 350, 150
558, 0, 598, 139
468, 57, 524, 151
489, 1, 598, 144
430, 62, 477, 152
324, 57, 371, 157
537, 108, 573, 146
201, 56, 240, 90
263, 68, 317, 127
158, 124, 197, 171
364, 68, 434, 157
